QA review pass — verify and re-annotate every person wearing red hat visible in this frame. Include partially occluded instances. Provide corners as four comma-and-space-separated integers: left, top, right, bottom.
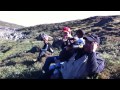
63, 27, 71, 33
62, 27, 72, 40
41, 27, 75, 76
61, 27, 73, 49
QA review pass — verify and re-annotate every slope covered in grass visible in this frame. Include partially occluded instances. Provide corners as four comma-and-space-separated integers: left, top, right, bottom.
0, 15, 120, 79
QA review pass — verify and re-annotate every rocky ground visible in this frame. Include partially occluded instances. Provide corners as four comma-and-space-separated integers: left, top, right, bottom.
0, 21, 25, 41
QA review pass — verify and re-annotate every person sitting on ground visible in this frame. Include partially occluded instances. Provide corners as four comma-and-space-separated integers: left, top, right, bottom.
73, 29, 85, 49
61, 27, 73, 49
41, 27, 75, 76
41, 27, 87, 79
41, 28, 87, 79
36, 35, 54, 62
60, 34, 105, 79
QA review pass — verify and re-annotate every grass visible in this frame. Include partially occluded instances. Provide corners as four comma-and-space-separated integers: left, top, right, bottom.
0, 35, 119, 79
0, 39, 48, 79
0, 16, 120, 79
0, 39, 43, 61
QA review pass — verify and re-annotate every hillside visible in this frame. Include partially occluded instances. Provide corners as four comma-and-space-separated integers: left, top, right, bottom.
0, 20, 25, 41
0, 16, 120, 79
0, 20, 24, 29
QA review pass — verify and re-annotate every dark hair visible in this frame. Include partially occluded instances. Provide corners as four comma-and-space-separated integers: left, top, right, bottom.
76, 29, 85, 36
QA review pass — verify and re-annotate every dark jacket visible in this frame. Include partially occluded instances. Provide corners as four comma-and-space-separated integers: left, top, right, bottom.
42, 43, 54, 53
74, 48, 98, 75
59, 48, 75, 62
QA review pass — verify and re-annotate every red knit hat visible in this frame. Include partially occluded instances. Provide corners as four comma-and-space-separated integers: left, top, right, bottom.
63, 27, 71, 33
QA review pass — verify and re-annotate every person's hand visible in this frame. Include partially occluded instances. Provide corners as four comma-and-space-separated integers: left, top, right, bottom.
90, 42, 98, 52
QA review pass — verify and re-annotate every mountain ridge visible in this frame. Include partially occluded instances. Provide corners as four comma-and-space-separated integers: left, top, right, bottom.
0, 20, 24, 29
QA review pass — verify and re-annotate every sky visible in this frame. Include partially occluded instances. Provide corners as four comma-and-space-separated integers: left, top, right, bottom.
0, 11, 120, 27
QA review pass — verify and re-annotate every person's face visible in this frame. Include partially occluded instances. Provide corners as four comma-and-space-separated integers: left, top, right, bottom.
43, 39, 48, 43
76, 33, 83, 38
84, 39, 98, 52
63, 32, 69, 36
